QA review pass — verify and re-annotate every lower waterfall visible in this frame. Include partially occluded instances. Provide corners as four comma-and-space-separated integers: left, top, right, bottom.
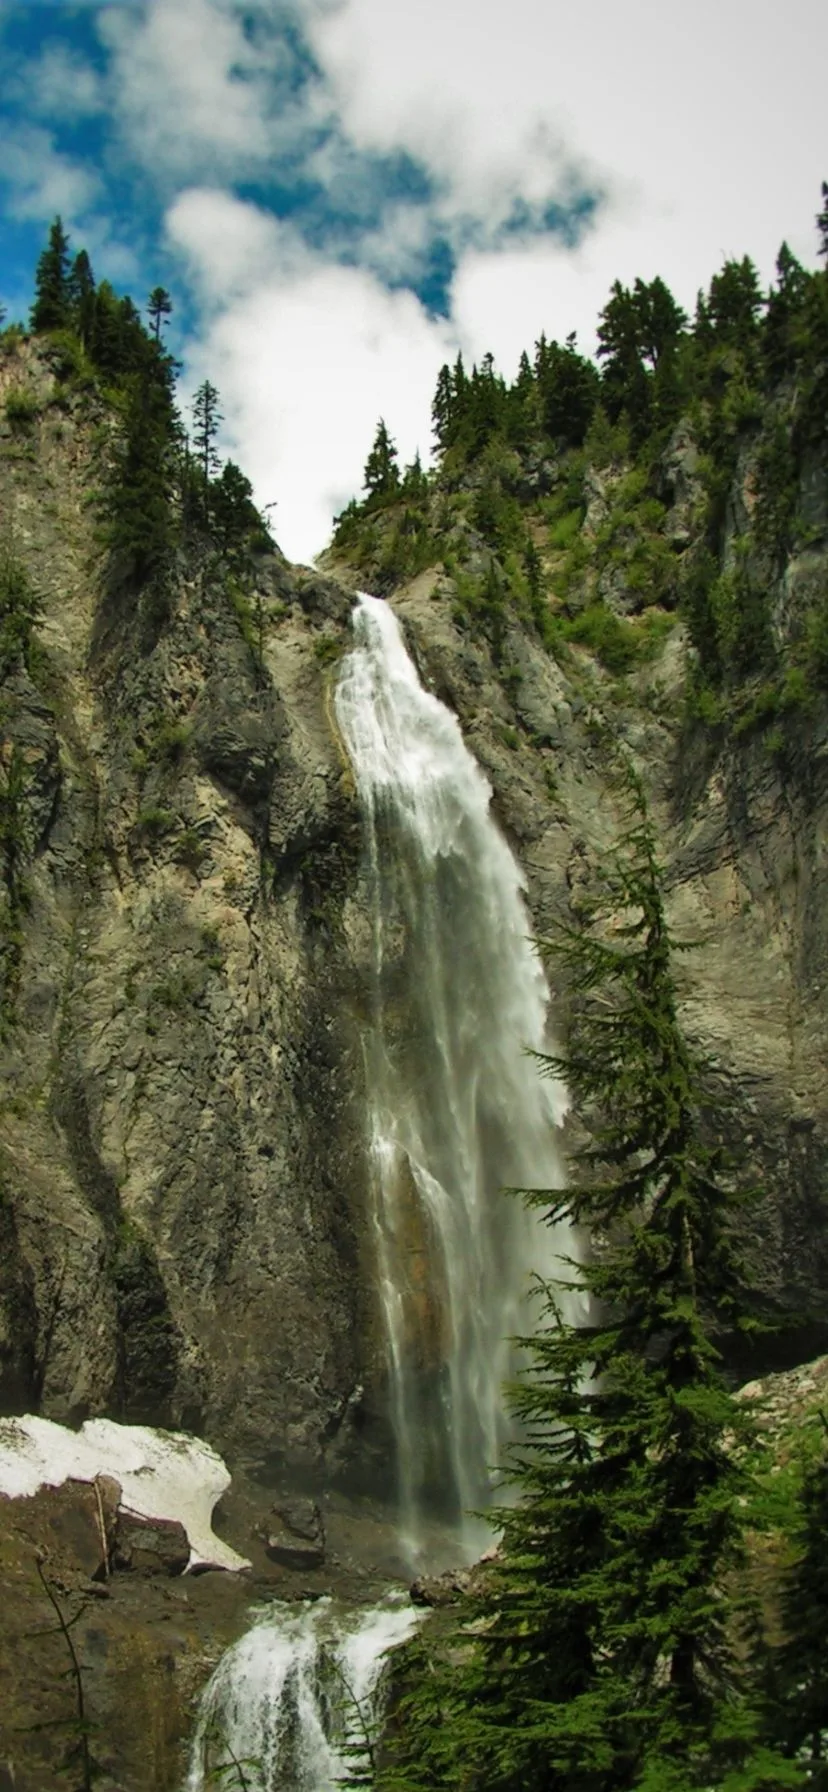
334, 592, 568, 1551
186, 1596, 420, 1792
186, 591, 571, 1791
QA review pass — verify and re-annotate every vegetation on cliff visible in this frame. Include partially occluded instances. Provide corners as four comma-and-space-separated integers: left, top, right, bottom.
4, 215, 274, 640
333, 182, 828, 745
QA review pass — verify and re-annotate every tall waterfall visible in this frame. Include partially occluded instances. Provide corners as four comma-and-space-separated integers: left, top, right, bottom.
186, 592, 571, 1791
335, 593, 568, 1552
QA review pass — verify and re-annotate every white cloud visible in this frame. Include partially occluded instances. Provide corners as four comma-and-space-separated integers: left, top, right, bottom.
98, 0, 328, 186
94, 0, 827, 563
18, 42, 105, 120
167, 189, 455, 560
0, 123, 101, 222
167, 188, 287, 303
308, 0, 826, 287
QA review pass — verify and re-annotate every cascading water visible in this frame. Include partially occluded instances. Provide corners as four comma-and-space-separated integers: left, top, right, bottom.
334, 592, 569, 1553
186, 591, 571, 1790
187, 1595, 420, 1792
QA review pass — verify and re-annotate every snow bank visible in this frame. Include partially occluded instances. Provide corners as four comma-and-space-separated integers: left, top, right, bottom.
0, 1415, 250, 1572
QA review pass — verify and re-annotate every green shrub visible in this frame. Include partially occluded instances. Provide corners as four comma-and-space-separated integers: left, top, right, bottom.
174, 828, 207, 873
155, 719, 191, 765
314, 634, 344, 667
5, 388, 39, 427
564, 602, 639, 673
136, 806, 175, 838
44, 330, 96, 388
546, 507, 582, 551
0, 550, 41, 676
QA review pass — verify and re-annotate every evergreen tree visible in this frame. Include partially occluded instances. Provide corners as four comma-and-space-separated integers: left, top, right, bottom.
101, 364, 180, 610
191, 379, 223, 493
363, 418, 400, 498
147, 286, 173, 342
30, 217, 71, 332
390, 779, 795, 1792
402, 452, 428, 499
763, 244, 810, 381
706, 257, 764, 355
816, 182, 828, 261
66, 249, 96, 346
431, 364, 455, 450
597, 278, 686, 443
772, 1430, 828, 1784
535, 331, 600, 446
211, 459, 271, 566
597, 280, 654, 440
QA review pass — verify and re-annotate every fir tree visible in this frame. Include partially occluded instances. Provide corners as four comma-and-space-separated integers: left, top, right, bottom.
66, 249, 96, 347
192, 379, 223, 497
535, 331, 599, 446
763, 244, 810, 381
363, 418, 400, 498
706, 257, 764, 355
432, 364, 455, 450
390, 778, 795, 1792
147, 286, 173, 342
816, 182, 828, 261
212, 460, 271, 566
30, 217, 71, 332
402, 452, 428, 499
772, 1428, 828, 1784
101, 365, 179, 612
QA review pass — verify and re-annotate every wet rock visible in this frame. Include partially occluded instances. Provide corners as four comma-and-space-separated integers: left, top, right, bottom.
410, 1568, 472, 1608
112, 1512, 190, 1577
272, 1494, 325, 1544
263, 1497, 326, 1571
3, 1477, 120, 1582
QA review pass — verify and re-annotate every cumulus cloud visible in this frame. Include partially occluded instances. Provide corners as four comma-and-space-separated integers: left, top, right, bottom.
0, 122, 101, 222
308, 0, 825, 301
167, 187, 455, 558
164, 0, 825, 556
15, 41, 105, 120
98, 0, 328, 186
5, 0, 825, 562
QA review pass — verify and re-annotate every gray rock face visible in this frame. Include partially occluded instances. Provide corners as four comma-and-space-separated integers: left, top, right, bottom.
3, 336, 828, 1520
0, 342, 372, 1482
389, 557, 828, 1345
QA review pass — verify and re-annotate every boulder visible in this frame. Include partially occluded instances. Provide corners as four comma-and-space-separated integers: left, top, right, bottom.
263, 1496, 325, 1569
112, 1511, 190, 1577
410, 1568, 471, 1608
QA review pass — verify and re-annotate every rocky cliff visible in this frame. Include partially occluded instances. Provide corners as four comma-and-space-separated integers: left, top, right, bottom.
0, 337, 376, 1481
2, 331, 828, 1506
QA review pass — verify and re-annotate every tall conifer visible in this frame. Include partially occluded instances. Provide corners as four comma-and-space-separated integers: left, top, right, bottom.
390, 778, 796, 1792
30, 217, 71, 332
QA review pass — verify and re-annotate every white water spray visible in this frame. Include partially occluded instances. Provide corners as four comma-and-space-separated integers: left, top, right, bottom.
187, 1596, 420, 1792
335, 593, 568, 1551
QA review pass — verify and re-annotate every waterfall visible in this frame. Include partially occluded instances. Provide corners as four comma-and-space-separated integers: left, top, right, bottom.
186, 592, 571, 1791
187, 1595, 420, 1792
334, 592, 568, 1553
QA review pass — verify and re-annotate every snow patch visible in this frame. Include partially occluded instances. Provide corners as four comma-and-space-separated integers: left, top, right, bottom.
0, 1415, 250, 1573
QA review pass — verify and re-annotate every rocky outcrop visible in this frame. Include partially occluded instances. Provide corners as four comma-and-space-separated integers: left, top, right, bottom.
0, 340, 373, 1481
383, 554, 828, 1341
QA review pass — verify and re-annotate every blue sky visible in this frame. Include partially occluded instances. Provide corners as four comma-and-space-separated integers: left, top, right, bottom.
1, 0, 826, 559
